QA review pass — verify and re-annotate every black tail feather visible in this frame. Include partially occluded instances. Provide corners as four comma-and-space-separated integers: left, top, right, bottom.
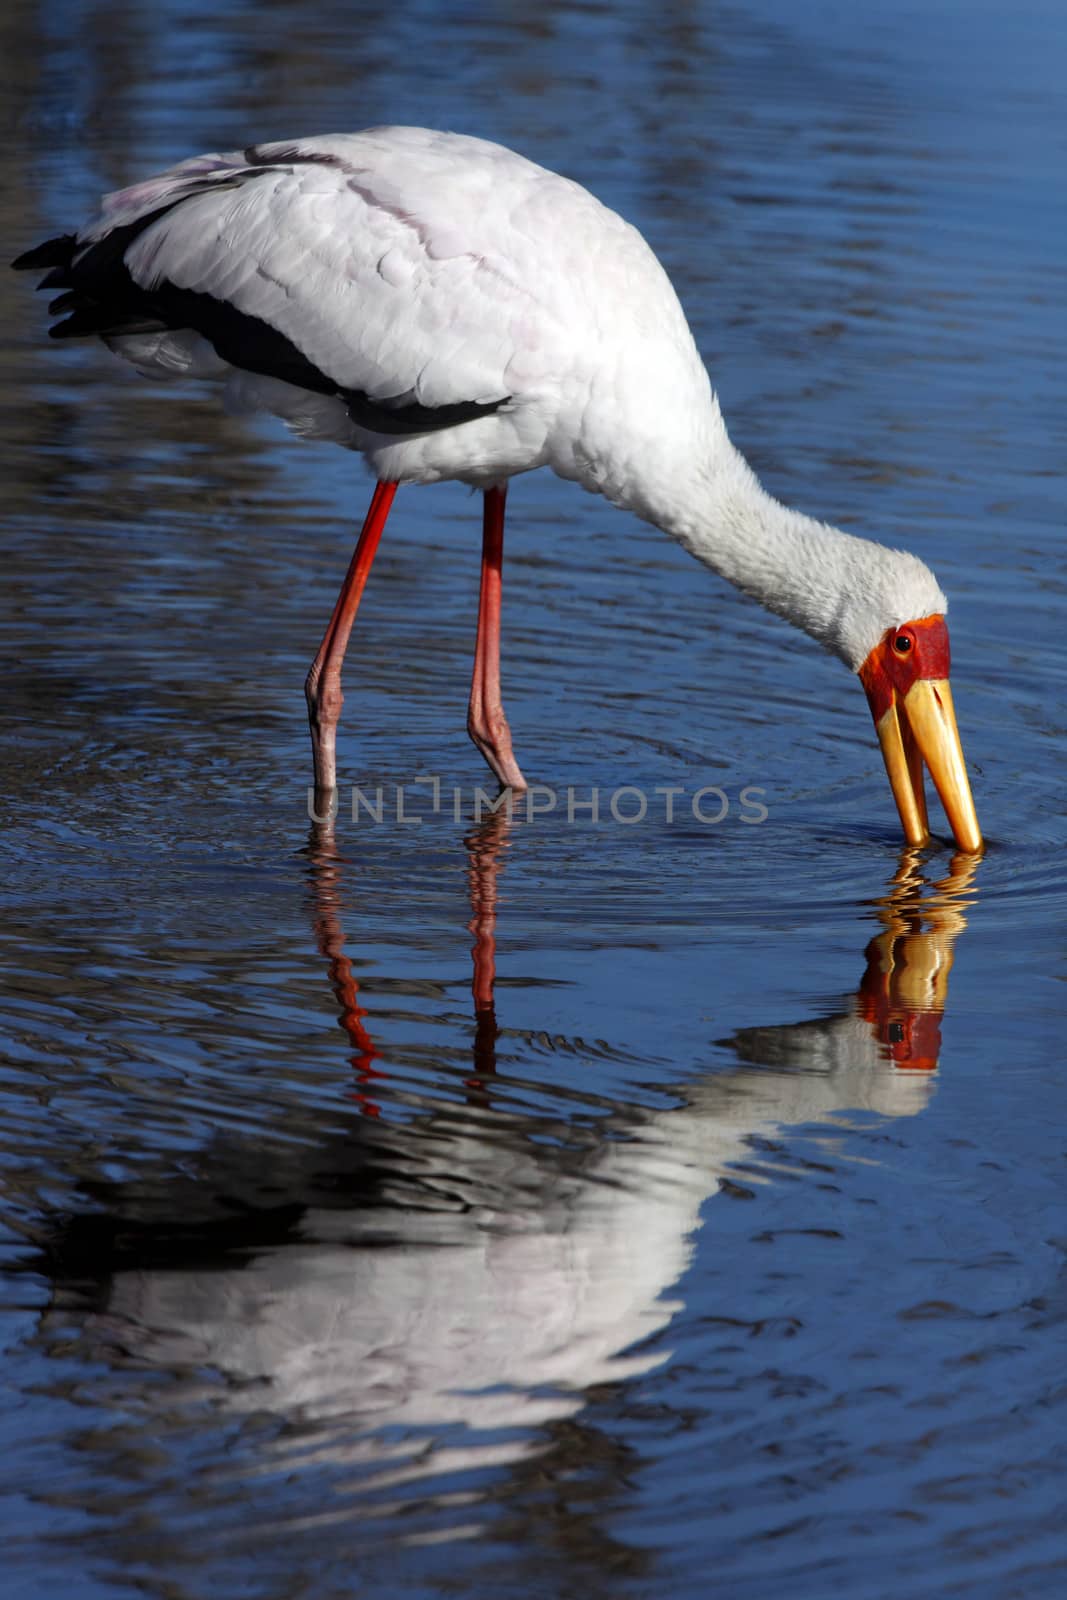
11, 233, 77, 272
51, 309, 168, 340
50, 311, 110, 340
39, 265, 73, 291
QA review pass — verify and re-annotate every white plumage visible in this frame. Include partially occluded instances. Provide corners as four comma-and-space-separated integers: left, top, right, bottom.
81, 1032, 933, 1483
101, 130, 705, 497
13, 126, 982, 847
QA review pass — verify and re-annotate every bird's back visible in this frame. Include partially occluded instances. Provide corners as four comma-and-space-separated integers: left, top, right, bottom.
14, 127, 707, 492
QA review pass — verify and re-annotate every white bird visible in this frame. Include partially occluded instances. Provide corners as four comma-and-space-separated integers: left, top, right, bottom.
58, 1001, 940, 1498
42, 841, 971, 1509
13, 126, 981, 849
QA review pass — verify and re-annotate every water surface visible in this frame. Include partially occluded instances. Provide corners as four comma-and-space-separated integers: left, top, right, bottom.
1, 2, 1065, 1597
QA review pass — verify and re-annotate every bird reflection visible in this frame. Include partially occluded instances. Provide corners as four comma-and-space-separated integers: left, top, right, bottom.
308, 821, 384, 1108
33, 830, 980, 1530
306, 806, 510, 1107
311, 820, 979, 1105
466, 808, 509, 1078
726, 848, 979, 1094
858, 849, 978, 1071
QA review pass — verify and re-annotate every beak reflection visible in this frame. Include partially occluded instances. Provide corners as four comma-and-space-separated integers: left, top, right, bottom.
857, 847, 980, 1071
727, 848, 980, 1079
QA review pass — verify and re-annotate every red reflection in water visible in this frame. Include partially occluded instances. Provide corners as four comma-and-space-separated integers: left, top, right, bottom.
307, 818, 979, 1113
856, 850, 979, 1072
307, 807, 515, 1111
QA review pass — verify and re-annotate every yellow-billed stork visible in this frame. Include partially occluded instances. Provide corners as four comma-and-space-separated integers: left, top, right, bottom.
13, 127, 982, 849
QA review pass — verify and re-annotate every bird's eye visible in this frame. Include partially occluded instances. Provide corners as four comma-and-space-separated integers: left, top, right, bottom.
893, 633, 913, 655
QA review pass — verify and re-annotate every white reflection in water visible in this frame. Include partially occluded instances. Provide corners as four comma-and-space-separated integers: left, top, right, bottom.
65, 843, 976, 1507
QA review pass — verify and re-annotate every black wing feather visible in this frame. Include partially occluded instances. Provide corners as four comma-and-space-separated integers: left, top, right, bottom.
11, 233, 77, 271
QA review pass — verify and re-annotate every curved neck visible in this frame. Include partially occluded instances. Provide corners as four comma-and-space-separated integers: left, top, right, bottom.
608, 412, 884, 669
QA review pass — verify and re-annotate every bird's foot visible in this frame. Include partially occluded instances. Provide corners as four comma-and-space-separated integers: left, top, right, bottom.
468, 703, 527, 792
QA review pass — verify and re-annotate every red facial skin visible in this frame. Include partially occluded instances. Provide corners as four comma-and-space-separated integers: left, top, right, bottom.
858, 614, 952, 723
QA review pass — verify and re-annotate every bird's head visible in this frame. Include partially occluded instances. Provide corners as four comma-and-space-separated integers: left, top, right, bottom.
833, 548, 982, 853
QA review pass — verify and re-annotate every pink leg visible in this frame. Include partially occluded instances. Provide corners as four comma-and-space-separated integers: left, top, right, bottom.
468, 485, 527, 791
305, 480, 398, 795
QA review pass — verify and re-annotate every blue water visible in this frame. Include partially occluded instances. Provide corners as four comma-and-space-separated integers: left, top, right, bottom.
1, 2, 1065, 1597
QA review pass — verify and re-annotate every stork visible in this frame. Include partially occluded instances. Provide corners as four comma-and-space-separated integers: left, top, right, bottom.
13, 127, 982, 849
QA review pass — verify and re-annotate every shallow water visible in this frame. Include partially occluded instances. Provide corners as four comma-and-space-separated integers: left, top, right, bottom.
1, 1, 1065, 1597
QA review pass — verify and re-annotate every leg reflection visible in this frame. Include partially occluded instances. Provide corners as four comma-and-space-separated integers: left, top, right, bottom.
306, 819, 385, 1115
305, 807, 515, 1108
466, 808, 513, 1088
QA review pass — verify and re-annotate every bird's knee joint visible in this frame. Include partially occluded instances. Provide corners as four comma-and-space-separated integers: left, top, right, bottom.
482, 708, 510, 746
308, 675, 343, 726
